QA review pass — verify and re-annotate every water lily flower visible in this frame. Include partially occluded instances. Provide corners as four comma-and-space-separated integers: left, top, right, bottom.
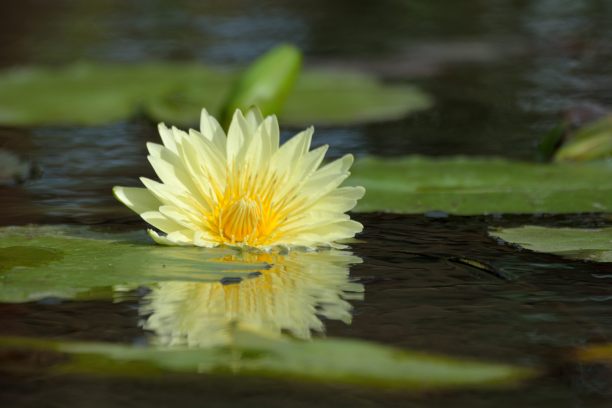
140, 250, 364, 347
114, 108, 364, 249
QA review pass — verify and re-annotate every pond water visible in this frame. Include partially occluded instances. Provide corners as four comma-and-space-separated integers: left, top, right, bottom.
2, 1, 612, 407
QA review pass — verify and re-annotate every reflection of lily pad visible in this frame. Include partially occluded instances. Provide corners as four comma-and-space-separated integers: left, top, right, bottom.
489, 226, 612, 263
350, 156, 612, 214
0, 225, 265, 303
0, 332, 534, 390
0, 63, 431, 127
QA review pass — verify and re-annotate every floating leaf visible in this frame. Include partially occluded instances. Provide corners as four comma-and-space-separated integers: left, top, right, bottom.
0, 63, 430, 127
282, 70, 431, 126
0, 332, 534, 390
0, 63, 230, 126
146, 68, 431, 127
220, 44, 302, 127
349, 156, 612, 214
489, 226, 612, 262
0, 225, 265, 303
554, 115, 612, 162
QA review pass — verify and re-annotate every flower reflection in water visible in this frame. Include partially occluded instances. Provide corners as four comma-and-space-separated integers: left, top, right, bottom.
140, 250, 364, 347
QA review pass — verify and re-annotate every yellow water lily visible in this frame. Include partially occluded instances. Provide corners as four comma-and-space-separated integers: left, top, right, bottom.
140, 250, 364, 347
113, 108, 364, 249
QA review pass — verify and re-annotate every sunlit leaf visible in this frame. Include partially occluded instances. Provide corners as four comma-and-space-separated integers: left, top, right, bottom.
489, 226, 612, 263
554, 115, 612, 162
576, 343, 612, 363
0, 332, 535, 390
220, 44, 302, 127
349, 156, 612, 214
0, 225, 265, 303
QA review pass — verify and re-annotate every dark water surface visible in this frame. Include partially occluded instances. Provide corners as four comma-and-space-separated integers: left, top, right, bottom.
2, 213, 612, 407
2, 0, 612, 407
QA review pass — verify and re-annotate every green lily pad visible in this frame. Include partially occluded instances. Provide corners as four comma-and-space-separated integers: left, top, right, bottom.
349, 156, 612, 214
0, 63, 230, 126
0, 63, 431, 127
489, 226, 612, 262
0, 225, 266, 303
0, 332, 534, 390
282, 70, 431, 126
145, 68, 432, 127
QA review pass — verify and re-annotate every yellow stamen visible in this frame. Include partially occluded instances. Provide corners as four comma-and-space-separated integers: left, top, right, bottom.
218, 196, 263, 244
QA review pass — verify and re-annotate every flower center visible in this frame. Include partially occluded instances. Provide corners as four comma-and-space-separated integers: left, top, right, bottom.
219, 196, 262, 244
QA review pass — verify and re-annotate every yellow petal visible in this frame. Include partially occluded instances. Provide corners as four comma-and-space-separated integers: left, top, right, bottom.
200, 108, 227, 152
114, 109, 365, 249
226, 110, 250, 165
112, 186, 159, 214
158, 123, 178, 154
141, 210, 184, 234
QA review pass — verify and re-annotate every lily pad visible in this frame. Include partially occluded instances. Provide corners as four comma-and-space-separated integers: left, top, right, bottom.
0, 225, 266, 303
350, 156, 612, 214
0, 63, 431, 127
144, 68, 432, 127
0, 332, 534, 390
489, 226, 612, 262
0, 63, 230, 126
283, 70, 431, 126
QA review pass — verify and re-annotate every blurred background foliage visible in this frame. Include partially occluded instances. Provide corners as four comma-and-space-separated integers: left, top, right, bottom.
2, 0, 612, 159
2, 0, 612, 218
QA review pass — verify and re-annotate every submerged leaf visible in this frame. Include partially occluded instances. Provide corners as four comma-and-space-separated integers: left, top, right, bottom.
489, 226, 612, 263
0, 63, 430, 127
0, 333, 535, 390
349, 156, 612, 214
0, 225, 265, 303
